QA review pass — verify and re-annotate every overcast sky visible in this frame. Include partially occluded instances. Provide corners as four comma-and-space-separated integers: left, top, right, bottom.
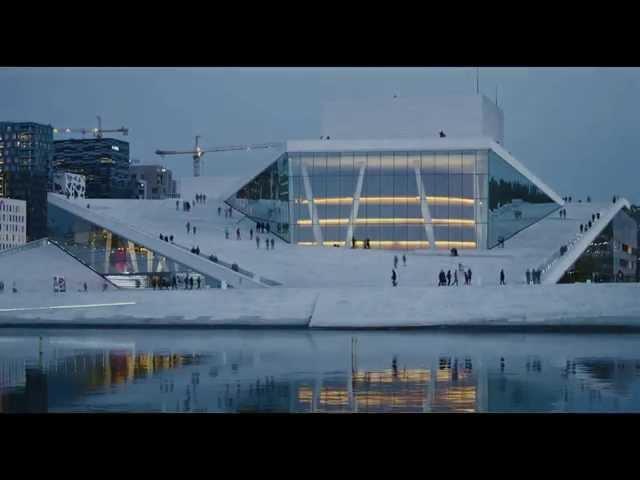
1, 67, 638, 203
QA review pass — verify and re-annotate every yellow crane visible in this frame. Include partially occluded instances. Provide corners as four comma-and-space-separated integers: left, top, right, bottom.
156, 135, 283, 177
53, 115, 128, 139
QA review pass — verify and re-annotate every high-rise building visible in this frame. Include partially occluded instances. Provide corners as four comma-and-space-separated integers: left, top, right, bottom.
53, 138, 131, 199
0, 198, 27, 250
0, 122, 53, 241
129, 165, 176, 199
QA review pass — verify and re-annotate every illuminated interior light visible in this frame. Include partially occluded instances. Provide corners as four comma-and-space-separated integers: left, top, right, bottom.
299, 196, 475, 206
297, 218, 475, 226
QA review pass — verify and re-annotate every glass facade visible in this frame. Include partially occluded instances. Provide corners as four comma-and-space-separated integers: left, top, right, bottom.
227, 148, 561, 250
559, 208, 638, 283
487, 150, 560, 248
0, 122, 54, 241
53, 138, 131, 199
47, 203, 221, 288
226, 154, 291, 241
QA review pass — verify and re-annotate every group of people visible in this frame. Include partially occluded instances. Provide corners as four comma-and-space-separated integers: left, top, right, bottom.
353, 237, 372, 249
1, 281, 21, 293
159, 233, 174, 242
185, 222, 197, 235
436, 267, 473, 286
219, 207, 233, 218
194, 193, 207, 205
558, 208, 567, 219
579, 212, 600, 234
256, 236, 275, 250
526, 268, 542, 285
151, 274, 202, 290
0, 280, 15, 293
256, 222, 270, 234
190, 246, 201, 255
390, 255, 408, 286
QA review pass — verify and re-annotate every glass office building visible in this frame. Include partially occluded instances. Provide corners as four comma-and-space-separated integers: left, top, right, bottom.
53, 138, 131, 199
47, 203, 220, 288
226, 143, 561, 250
0, 122, 54, 241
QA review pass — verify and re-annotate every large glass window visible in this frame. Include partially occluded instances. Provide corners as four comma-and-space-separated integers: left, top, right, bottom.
47, 203, 221, 288
487, 151, 559, 248
225, 154, 291, 241
286, 149, 484, 250
228, 148, 557, 250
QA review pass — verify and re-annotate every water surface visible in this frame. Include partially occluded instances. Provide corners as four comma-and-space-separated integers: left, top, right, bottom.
2, 328, 640, 413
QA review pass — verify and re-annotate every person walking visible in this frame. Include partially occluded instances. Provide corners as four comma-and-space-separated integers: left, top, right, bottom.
186, 222, 191, 234
467, 268, 472, 285
236, 228, 241, 240
439, 270, 446, 286
172, 275, 177, 290
526, 268, 531, 285
266, 223, 270, 234
453, 270, 458, 286
193, 226, 197, 235
394, 255, 398, 269
189, 276, 194, 290
256, 236, 260, 249
218, 206, 221, 216
170, 235, 174, 242
225, 228, 230, 239
500, 269, 505, 285
391, 268, 398, 287
83, 282, 88, 292
250, 228, 253, 240
176, 200, 179, 210
447, 270, 452, 286
197, 277, 201, 289
270, 238, 275, 250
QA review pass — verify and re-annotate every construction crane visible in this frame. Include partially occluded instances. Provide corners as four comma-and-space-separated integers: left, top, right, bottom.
53, 115, 128, 139
156, 135, 283, 177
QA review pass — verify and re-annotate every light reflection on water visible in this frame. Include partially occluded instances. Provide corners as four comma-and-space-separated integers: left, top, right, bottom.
2, 328, 640, 413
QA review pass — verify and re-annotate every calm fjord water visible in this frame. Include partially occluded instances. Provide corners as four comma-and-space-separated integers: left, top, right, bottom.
2, 328, 640, 413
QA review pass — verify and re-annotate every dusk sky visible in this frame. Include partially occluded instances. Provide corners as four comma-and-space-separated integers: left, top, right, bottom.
1, 67, 638, 203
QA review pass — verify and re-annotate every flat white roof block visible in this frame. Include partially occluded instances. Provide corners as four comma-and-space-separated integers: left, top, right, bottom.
321, 94, 504, 144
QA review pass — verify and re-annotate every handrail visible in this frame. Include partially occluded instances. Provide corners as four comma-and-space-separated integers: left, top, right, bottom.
538, 203, 619, 282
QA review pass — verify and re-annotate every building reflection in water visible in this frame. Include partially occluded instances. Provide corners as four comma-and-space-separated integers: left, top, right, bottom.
0, 350, 206, 413
2, 337, 640, 413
